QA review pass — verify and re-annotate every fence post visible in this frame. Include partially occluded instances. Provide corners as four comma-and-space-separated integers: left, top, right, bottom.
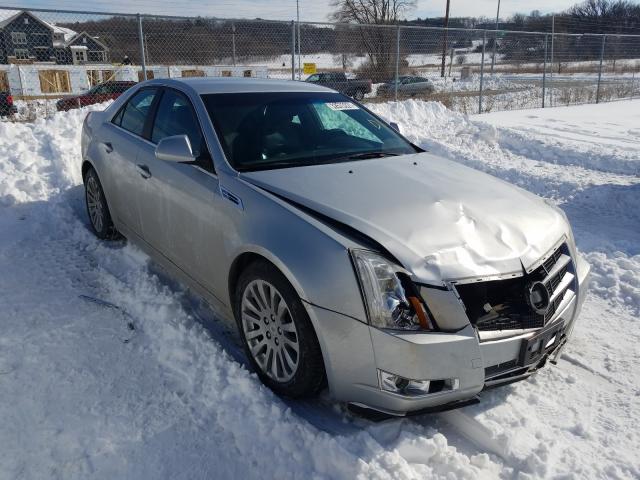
490, 33, 497, 74
137, 14, 147, 81
297, 21, 301, 80
596, 34, 606, 104
479, 30, 486, 114
290, 21, 295, 81
549, 15, 555, 107
542, 34, 548, 108
232, 22, 237, 66
394, 25, 401, 101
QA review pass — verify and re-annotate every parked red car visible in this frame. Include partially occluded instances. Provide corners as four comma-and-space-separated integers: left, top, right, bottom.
0, 92, 17, 117
56, 81, 136, 111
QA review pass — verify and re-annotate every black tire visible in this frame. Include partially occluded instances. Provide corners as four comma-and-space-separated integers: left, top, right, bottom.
234, 260, 326, 398
84, 167, 119, 240
353, 89, 365, 101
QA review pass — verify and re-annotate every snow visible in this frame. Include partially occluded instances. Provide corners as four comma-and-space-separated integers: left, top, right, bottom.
476, 103, 640, 176
1, 99, 639, 479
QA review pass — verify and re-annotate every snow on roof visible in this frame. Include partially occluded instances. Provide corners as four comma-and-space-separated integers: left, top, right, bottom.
51, 25, 77, 47
0, 9, 22, 28
0, 9, 77, 46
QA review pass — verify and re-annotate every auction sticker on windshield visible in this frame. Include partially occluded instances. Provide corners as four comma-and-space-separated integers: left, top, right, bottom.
326, 102, 358, 111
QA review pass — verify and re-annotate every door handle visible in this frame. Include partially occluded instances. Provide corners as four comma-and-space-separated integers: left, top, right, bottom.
102, 142, 113, 153
136, 164, 152, 179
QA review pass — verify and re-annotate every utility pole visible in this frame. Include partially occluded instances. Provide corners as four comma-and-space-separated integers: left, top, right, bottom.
440, 0, 450, 78
490, 0, 500, 73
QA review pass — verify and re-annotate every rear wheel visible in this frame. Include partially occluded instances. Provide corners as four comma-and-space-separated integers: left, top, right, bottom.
84, 167, 119, 240
234, 260, 325, 398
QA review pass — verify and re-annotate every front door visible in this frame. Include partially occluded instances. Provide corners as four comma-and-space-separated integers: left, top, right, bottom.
135, 87, 225, 297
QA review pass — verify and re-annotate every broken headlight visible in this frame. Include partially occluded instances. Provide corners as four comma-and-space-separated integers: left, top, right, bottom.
351, 249, 431, 331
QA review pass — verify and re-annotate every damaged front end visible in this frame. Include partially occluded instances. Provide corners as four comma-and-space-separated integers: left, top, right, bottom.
347, 236, 590, 416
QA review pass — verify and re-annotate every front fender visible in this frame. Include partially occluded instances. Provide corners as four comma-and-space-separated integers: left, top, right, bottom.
223, 177, 369, 323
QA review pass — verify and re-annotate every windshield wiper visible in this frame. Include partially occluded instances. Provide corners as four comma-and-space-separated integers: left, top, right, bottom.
236, 152, 401, 172
344, 151, 400, 161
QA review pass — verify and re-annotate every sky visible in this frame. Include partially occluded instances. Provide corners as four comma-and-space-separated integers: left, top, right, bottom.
0, 0, 586, 21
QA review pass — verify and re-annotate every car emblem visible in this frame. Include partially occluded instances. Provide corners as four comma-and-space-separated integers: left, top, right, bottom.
527, 281, 551, 315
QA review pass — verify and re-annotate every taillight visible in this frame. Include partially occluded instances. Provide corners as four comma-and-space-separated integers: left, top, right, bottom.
6, 95, 13, 105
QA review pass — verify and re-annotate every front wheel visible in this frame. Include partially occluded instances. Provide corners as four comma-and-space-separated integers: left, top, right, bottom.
235, 260, 326, 398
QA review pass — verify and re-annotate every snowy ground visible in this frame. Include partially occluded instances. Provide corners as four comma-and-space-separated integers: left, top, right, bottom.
0, 100, 638, 479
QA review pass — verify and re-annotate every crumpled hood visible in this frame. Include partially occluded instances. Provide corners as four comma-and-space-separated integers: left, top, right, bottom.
241, 152, 569, 284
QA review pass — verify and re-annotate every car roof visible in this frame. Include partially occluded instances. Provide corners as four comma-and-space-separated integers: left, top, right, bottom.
141, 77, 334, 95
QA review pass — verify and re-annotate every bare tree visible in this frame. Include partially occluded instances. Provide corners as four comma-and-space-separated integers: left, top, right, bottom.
331, 0, 416, 24
330, 0, 416, 81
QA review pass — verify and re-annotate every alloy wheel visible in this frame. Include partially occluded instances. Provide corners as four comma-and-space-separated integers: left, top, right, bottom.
241, 279, 300, 382
86, 175, 104, 233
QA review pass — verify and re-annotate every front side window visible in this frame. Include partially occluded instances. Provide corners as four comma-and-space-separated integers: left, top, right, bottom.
201, 92, 416, 172
306, 74, 320, 82
115, 88, 157, 137
11, 32, 27, 45
151, 89, 210, 170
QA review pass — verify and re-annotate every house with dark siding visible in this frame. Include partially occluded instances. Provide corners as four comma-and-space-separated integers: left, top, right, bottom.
0, 10, 109, 65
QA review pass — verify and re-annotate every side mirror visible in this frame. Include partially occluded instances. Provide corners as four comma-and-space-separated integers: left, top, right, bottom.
155, 134, 195, 163
389, 122, 400, 133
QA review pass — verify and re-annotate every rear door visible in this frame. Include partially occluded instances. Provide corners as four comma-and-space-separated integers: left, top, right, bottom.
135, 87, 225, 294
98, 87, 159, 237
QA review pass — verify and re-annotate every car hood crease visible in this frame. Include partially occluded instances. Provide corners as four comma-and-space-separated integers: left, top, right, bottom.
241, 152, 568, 283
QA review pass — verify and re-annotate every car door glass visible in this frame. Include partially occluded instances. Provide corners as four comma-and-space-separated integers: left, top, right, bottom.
119, 89, 157, 136
151, 89, 213, 172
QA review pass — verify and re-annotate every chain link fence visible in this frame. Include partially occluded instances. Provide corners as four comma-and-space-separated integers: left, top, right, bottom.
1, 5, 639, 121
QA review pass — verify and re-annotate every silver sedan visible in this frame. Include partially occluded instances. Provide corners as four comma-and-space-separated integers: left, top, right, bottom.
81, 78, 590, 416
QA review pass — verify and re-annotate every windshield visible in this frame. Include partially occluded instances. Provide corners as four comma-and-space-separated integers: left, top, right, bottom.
201, 92, 417, 171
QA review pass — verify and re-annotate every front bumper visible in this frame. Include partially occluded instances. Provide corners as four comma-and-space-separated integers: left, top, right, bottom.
306, 254, 591, 416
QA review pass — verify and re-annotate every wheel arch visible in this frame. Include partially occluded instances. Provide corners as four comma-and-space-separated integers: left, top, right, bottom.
81, 160, 94, 180
228, 248, 310, 316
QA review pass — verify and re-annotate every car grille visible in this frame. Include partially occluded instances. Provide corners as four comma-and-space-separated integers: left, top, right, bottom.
455, 243, 576, 332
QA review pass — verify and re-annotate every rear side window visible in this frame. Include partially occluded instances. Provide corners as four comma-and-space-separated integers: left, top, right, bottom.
114, 88, 157, 137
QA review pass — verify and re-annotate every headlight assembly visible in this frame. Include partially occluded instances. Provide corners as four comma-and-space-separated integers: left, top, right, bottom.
350, 249, 433, 331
